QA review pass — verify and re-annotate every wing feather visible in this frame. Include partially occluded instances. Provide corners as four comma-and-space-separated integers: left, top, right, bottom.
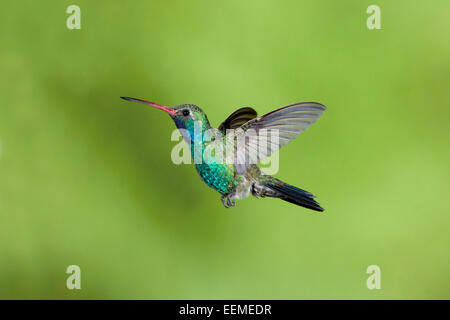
218, 107, 258, 134
227, 102, 326, 174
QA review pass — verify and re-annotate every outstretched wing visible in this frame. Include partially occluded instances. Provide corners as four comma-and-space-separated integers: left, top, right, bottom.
225, 102, 326, 174
218, 107, 258, 135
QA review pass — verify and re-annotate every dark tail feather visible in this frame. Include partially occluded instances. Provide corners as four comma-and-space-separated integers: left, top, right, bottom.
264, 182, 324, 212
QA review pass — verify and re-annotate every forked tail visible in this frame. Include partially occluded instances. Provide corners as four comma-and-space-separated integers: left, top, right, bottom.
263, 180, 324, 212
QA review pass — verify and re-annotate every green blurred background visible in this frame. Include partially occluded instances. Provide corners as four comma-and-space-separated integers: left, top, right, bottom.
0, 0, 449, 299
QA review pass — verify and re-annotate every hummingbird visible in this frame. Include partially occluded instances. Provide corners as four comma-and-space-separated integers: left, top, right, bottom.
121, 97, 326, 211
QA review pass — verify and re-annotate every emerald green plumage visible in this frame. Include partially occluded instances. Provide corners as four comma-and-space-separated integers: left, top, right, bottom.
195, 163, 239, 195
178, 106, 240, 195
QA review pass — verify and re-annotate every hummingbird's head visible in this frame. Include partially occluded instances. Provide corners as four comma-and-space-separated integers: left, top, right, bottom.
120, 97, 211, 140
169, 104, 210, 131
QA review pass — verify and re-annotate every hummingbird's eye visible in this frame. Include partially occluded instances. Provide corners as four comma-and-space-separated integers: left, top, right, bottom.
182, 109, 190, 117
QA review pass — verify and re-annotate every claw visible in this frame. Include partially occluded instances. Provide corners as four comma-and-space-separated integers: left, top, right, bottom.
221, 195, 230, 208
221, 195, 235, 208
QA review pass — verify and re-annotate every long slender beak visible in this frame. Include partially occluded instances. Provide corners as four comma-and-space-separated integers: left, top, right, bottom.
120, 97, 177, 115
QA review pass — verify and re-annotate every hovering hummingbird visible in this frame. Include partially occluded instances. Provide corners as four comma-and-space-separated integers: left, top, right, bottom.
121, 97, 326, 211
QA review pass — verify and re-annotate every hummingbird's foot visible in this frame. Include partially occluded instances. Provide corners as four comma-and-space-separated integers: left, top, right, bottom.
221, 194, 235, 208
